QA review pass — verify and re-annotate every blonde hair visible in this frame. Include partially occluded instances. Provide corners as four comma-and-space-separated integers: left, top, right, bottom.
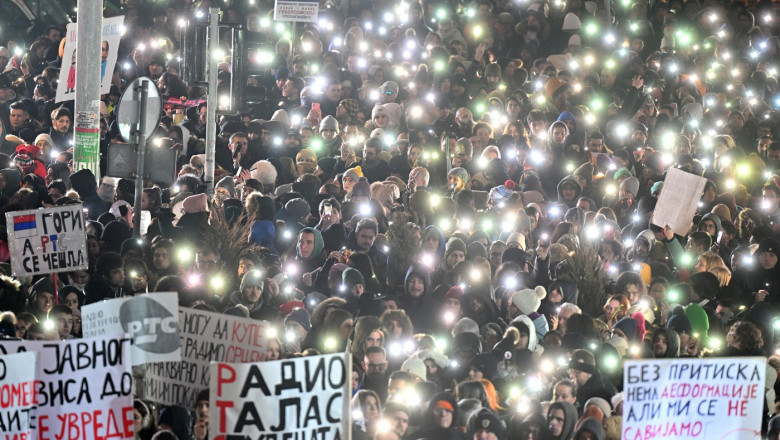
709, 266, 732, 287
698, 251, 726, 272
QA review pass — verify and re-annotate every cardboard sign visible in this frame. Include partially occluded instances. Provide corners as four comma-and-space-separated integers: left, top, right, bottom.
0, 337, 134, 440
274, 0, 319, 22
0, 351, 37, 438
144, 307, 270, 408
623, 357, 766, 440
82, 292, 181, 365
55, 16, 125, 103
5, 205, 88, 276
651, 167, 708, 237
210, 353, 351, 440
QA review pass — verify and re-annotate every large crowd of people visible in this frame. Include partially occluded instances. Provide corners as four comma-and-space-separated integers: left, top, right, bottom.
2, 0, 780, 439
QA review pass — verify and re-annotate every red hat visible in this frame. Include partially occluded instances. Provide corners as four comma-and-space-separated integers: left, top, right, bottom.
279, 301, 305, 315
445, 286, 463, 300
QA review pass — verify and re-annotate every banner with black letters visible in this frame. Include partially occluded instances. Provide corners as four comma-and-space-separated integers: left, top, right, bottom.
0, 336, 134, 440
210, 353, 351, 440
82, 292, 181, 365
623, 357, 766, 440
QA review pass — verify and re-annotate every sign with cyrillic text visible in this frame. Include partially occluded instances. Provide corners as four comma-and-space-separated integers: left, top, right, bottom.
0, 351, 37, 438
5, 205, 88, 276
210, 353, 351, 440
144, 307, 270, 408
0, 337, 134, 440
623, 357, 766, 440
274, 0, 318, 22
82, 292, 181, 365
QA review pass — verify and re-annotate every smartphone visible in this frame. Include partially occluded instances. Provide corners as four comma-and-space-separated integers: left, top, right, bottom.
312, 102, 321, 113
324, 204, 333, 216
539, 233, 550, 247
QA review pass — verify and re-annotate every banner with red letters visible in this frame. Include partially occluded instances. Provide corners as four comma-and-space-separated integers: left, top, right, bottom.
0, 337, 134, 440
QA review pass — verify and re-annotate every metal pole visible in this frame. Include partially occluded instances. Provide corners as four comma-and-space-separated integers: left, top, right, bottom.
73, 0, 103, 183
289, 22, 295, 68
232, 25, 246, 113
205, 7, 219, 196
132, 81, 149, 237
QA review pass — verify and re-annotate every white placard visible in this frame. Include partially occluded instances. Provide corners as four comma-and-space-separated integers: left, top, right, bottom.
210, 353, 351, 440
5, 205, 88, 276
82, 292, 181, 365
0, 351, 37, 438
623, 357, 766, 440
0, 337, 135, 440
144, 307, 270, 408
56, 16, 125, 103
651, 167, 707, 237
274, 0, 319, 22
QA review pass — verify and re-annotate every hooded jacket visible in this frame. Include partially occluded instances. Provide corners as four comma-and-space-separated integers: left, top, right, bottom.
69, 169, 109, 220
423, 225, 446, 259
295, 227, 327, 276
412, 392, 467, 440
557, 175, 582, 208
548, 401, 578, 440
574, 417, 606, 440
401, 263, 441, 332
461, 285, 500, 328
511, 314, 540, 352
699, 212, 722, 237
652, 327, 680, 358
249, 220, 276, 250
223, 289, 280, 321
539, 279, 579, 319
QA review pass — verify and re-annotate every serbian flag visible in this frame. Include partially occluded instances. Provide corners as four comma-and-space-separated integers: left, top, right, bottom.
12, 214, 37, 237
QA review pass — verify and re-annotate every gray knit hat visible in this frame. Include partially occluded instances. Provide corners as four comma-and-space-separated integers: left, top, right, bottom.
216, 176, 235, 197
240, 270, 264, 292
320, 115, 339, 132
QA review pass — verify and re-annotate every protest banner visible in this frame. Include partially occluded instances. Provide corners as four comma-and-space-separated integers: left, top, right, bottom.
55, 16, 125, 103
274, 0, 319, 22
0, 351, 37, 438
210, 353, 351, 440
0, 336, 134, 440
144, 307, 270, 408
5, 205, 88, 277
623, 357, 766, 440
82, 292, 181, 365
651, 167, 708, 237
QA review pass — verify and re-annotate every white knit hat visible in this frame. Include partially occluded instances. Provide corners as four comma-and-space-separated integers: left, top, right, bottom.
400, 357, 427, 380
511, 286, 546, 315
562, 12, 582, 30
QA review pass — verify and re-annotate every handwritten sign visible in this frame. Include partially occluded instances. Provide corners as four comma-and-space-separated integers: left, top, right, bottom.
0, 351, 37, 439
210, 353, 351, 440
623, 357, 766, 440
144, 307, 269, 408
82, 292, 181, 365
0, 337, 134, 440
651, 168, 707, 237
5, 205, 88, 276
